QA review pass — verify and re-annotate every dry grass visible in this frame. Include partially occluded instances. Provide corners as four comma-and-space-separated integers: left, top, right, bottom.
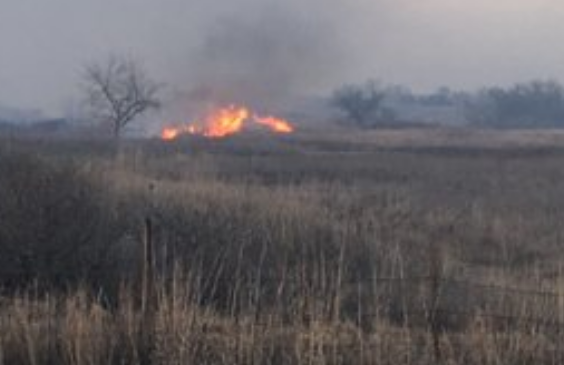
3, 128, 564, 364
2, 285, 564, 364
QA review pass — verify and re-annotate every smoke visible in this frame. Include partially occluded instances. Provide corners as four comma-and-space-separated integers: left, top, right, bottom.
176, 2, 347, 114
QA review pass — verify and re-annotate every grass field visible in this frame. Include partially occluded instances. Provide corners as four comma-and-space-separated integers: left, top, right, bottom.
2, 128, 564, 364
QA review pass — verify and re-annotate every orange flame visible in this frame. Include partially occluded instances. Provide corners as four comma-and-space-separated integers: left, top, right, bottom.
202, 105, 249, 138
161, 127, 181, 141
161, 104, 295, 140
254, 115, 294, 134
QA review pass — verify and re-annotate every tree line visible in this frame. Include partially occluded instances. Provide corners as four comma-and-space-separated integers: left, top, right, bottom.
9, 53, 564, 135
331, 79, 564, 128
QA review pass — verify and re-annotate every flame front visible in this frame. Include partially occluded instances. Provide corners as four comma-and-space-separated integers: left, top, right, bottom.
161, 104, 294, 141
202, 105, 249, 138
254, 115, 294, 134
161, 127, 181, 141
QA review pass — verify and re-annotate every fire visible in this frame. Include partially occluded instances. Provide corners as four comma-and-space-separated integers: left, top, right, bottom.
201, 105, 249, 138
161, 127, 181, 141
254, 115, 294, 134
161, 104, 295, 140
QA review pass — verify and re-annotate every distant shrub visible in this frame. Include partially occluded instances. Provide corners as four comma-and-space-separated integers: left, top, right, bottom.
465, 80, 564, 127
331, 80, 395, 128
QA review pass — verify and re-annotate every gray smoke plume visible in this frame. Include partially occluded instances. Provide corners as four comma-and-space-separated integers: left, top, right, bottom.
177, 3, 346, 115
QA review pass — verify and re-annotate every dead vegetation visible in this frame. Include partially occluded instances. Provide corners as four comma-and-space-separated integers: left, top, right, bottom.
2, 129, 564, 364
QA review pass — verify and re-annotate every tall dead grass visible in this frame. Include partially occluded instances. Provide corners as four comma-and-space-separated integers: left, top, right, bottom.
2, 277, 564, 365
4, 135, 564, 363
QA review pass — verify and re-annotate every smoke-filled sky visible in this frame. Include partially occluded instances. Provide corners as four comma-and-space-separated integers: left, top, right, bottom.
1, 0, 564, 116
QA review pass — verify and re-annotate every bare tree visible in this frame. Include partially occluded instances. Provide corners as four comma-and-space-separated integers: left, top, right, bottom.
331, 80, 388, 128
84, 56, 160, 138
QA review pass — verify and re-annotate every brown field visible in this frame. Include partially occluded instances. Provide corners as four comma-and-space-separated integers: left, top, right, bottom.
2, 127, 564, 364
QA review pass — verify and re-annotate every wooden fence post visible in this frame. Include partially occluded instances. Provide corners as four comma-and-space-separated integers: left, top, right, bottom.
140, 216, 156, 365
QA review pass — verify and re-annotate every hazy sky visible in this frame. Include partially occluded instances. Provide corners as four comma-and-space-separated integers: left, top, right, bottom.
1, 0, 564, 116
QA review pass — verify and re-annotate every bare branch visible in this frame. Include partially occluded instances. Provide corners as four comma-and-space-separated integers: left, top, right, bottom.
83, 55, 161, 138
